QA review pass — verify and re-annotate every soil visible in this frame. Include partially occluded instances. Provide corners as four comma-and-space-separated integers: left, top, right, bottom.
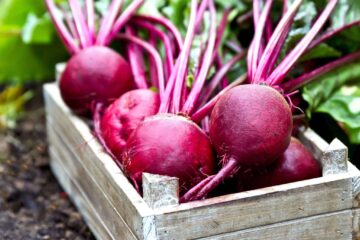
0, 87, 95, 240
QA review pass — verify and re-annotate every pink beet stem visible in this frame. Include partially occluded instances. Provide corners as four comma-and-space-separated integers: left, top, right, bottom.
191, 73, 247, 123
182, 0, 217, 115
61, 6, 79, 41
214, 54, 229, 88
171, 0, 198, 113
180, 175, 215, 203
96, 0, 124, 45
117, 33, 165, 97
210, 9, 231, 64
125, 27, 148, 89
265, 17, 273, 42
254, 19, 293, 84
191, 158, 238, 201
132, 15, 184, 51
308, 19, 360, 51
159, 60, 180, 113
131, 19, 175, 80
248, 0, 274, 82
45, 0, 79, 54
268, 0, 338, 86
107, 0, 144, 45
201, 53, 245, 106
252, 0, 302, 84
86, 0, 95, 43
282, 50, 360, 92
195, 0, 210, 32
149, 32, 159, 89
68, 0, 91, 48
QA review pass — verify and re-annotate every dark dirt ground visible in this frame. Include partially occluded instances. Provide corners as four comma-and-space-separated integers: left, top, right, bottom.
0, 87, 95, 240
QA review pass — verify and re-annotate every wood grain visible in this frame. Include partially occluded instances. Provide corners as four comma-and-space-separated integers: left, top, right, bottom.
49, 147, 115, 240
198, 210, 353, 240
151, 174, 353, 239
48, 129, 138, 240
143, 173, 179, 209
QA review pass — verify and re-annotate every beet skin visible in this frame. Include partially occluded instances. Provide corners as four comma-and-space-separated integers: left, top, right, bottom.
60, 46, 134, 114
100, 89, 160, 163
123, 114, 216, 194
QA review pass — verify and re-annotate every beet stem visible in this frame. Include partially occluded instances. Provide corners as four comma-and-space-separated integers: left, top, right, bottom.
171, 0, 198, 113
131, 19, 175, 80
132, 15, 183, 52
180, 175, 215, 203
182, 0, 217, 115
68, 0, 91, 48
61, 6, 79, 41
117, 34, 165, 97
308, 19, 360, 51
86, 0, 95, 43
159, 60, 180, 113
107, 0, 144, 45
149, 32, 159, 89
268, 0, 338, 86
201, 53, 245, 106
214, 54, 229, 88
192, 158, 238, 201
282, 50, 360, 92
191, 73, 247, 122
125, 27, 148, 89
45, 0, 79, 54
252, 0, 301, 84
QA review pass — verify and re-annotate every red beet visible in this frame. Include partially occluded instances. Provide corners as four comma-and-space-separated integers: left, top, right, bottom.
210, 84, 292, 168
240, 137, 322, 190
100, 89, 160, 163
181, 84, 292, 202
123, 114, 216, 194
60, 46, 134, 114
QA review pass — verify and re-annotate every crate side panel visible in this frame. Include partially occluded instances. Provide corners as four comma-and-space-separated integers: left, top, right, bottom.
49, 148, 115, 240
48, 127, 139, 239
198, 210, 352, 240
154, 177, 352, 239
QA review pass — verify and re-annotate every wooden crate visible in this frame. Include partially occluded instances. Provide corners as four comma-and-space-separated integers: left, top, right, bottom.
44, 82, 360, 240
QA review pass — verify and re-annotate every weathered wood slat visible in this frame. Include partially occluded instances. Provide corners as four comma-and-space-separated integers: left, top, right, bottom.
44, 84, 152, 239
48, 129, 138, 240
198, 210, 353, 240
49, 147, 114, 240
142, 173, 179, 209
151, 174, 353, 239
298, 126, 329, 160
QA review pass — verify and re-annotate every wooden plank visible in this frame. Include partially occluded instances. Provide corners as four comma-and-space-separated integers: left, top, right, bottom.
142, 173, 179, 209
198, 210, 353, 240
44, 83, 152, 239
348, 162, 360, 208
298, 126, 329, 161
151, 174, 353, 240
322, 138, 348, 176
353, 208, 360, 240
48, 130, 138, 240
49, 148, 114, 240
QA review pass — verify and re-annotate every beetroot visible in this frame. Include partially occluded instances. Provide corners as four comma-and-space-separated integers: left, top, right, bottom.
211, 84, 292, 168
123, 114, 216, 193
239, 137, 322, 190
60, 46, 134, 114
46, 0, 143, 114
100, 89, 160, 163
